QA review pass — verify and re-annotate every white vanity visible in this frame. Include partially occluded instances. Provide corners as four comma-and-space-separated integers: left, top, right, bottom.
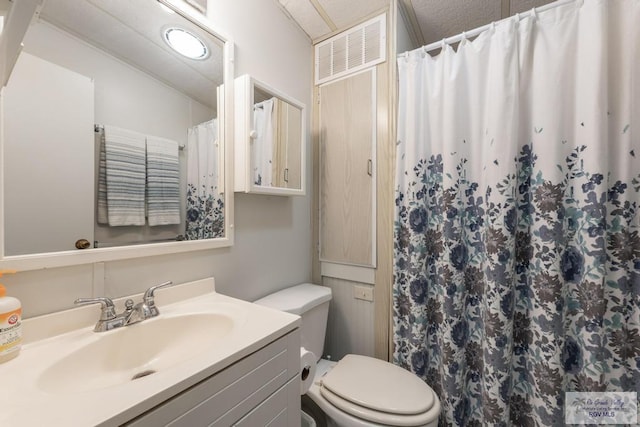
0, 278, 301, 426
0, 2, 304, 424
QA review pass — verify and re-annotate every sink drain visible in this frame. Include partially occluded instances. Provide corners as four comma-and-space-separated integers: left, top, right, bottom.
131, 370, 156, 380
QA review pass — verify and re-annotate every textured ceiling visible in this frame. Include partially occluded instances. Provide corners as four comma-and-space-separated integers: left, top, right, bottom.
276, 0, 555, 46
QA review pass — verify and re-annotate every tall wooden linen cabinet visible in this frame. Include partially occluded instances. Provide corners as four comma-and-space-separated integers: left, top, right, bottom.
313, 12, 394, 362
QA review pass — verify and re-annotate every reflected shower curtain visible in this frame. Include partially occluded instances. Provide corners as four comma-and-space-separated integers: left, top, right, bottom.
185, 119, 224, 240
252, 98, 275, 186
393, 1, 640, 425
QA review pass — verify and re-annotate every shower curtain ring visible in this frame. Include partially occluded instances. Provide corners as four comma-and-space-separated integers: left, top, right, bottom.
459, 31, 467, 47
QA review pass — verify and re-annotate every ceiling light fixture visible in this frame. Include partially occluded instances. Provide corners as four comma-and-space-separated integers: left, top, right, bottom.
163, 27, 209, 60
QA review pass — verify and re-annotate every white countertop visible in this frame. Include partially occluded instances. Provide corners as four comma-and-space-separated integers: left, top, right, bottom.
0, 278, 300, 427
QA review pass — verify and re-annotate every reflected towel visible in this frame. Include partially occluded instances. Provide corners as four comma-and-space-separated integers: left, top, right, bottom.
97, 133, 108, 224
98, 125, 146, 226
146, 136, 180, 226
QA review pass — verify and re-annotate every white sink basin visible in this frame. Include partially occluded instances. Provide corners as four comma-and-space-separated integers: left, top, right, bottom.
0, 278, 300, 427
37, 312, 234, 394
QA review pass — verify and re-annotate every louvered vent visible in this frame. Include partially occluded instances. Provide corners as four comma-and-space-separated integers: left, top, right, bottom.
315, 14, 386, 85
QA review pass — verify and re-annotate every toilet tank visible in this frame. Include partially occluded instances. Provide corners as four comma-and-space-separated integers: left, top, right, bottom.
254, 283, 331, 361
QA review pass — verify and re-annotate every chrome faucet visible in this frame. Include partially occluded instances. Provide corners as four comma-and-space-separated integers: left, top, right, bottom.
75, 281, 174, 332
74, 297, 127, 332
124, 281, 174, 325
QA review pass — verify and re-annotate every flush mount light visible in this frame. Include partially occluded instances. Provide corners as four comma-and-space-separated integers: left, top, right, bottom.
163, 27, 209, 60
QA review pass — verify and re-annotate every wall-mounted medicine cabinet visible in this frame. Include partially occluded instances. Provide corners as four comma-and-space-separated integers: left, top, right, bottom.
234, 74, 306, 196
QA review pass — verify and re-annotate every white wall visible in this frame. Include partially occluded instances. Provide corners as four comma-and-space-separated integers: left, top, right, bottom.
3, 0, 313, 317
205, 0, 314, 300
396, 3, 415, 54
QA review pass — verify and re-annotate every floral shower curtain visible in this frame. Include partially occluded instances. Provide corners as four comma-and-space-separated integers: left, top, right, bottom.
185, 119, 224, 240
393, 1, 640, 425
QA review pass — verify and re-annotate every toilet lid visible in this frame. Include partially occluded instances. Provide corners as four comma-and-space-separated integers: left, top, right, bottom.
320, 355, 435, 417
320, 386, 439, 426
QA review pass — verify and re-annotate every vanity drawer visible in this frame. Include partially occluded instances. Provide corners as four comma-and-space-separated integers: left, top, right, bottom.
126, 329, 300, 427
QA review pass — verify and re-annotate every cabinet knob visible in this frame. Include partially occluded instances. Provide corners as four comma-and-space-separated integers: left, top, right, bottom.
75, 239, 91, 249
249, 130, 258, 139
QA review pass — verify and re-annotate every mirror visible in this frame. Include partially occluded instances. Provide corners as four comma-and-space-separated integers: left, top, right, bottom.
0, 0, 234, 269
234, 74, 305, 196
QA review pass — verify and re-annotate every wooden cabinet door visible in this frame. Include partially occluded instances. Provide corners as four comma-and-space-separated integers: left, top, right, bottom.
283, 101, 302, 190
319, 69, 376, 267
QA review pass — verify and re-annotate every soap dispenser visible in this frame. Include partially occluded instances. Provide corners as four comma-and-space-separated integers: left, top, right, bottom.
0, 269, 21, 364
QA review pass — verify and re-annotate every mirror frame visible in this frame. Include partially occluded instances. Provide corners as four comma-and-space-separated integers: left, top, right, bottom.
234, 74, 306, 197
0, 0, 235, 271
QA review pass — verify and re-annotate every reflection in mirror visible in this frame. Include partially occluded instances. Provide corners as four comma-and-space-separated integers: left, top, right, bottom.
234, 74, 305, 196
252, 87, 302, 189
2, 0, 226, 256
0, 1, 9, 34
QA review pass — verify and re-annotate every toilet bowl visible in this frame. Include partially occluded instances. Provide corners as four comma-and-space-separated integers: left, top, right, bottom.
254, 283, 440, 427
301, 408, 317, 427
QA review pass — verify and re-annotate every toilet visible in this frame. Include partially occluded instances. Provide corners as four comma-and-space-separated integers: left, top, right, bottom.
254, 283, 440, 427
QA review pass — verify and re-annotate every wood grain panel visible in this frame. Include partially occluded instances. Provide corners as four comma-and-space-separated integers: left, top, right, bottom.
272, 98, 285, 187
319, 70, 375, 266
312, 83, 322, 285
374, 57, 392, 362
322, 277, 375, 360
284, 102, 302, 189
272, 99, 303, 190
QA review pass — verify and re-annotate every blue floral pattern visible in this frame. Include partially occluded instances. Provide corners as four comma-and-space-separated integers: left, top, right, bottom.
185, 183, 224, 240
393, 144, 640, 426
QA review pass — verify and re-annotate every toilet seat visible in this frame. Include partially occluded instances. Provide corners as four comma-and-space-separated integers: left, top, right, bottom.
319, 354, 439, 426
320, 386, 438, 426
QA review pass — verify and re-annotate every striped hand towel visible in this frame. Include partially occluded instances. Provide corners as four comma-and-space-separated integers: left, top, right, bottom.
146, 136, 181, 226
99, 125, 146, 226
97, 132, 108, 224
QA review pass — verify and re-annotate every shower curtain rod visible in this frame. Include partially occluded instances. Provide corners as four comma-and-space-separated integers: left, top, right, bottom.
399, 0, 580, 56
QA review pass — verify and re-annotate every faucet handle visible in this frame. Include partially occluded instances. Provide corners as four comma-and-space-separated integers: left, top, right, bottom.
74, 297, 116, 320
143, 281, 174, 302
143, 281, 173, 305
140, 281, 173, 318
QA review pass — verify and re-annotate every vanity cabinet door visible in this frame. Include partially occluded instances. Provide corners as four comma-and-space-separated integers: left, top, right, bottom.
125, 329, 300, 427
233, 377, 298, 426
